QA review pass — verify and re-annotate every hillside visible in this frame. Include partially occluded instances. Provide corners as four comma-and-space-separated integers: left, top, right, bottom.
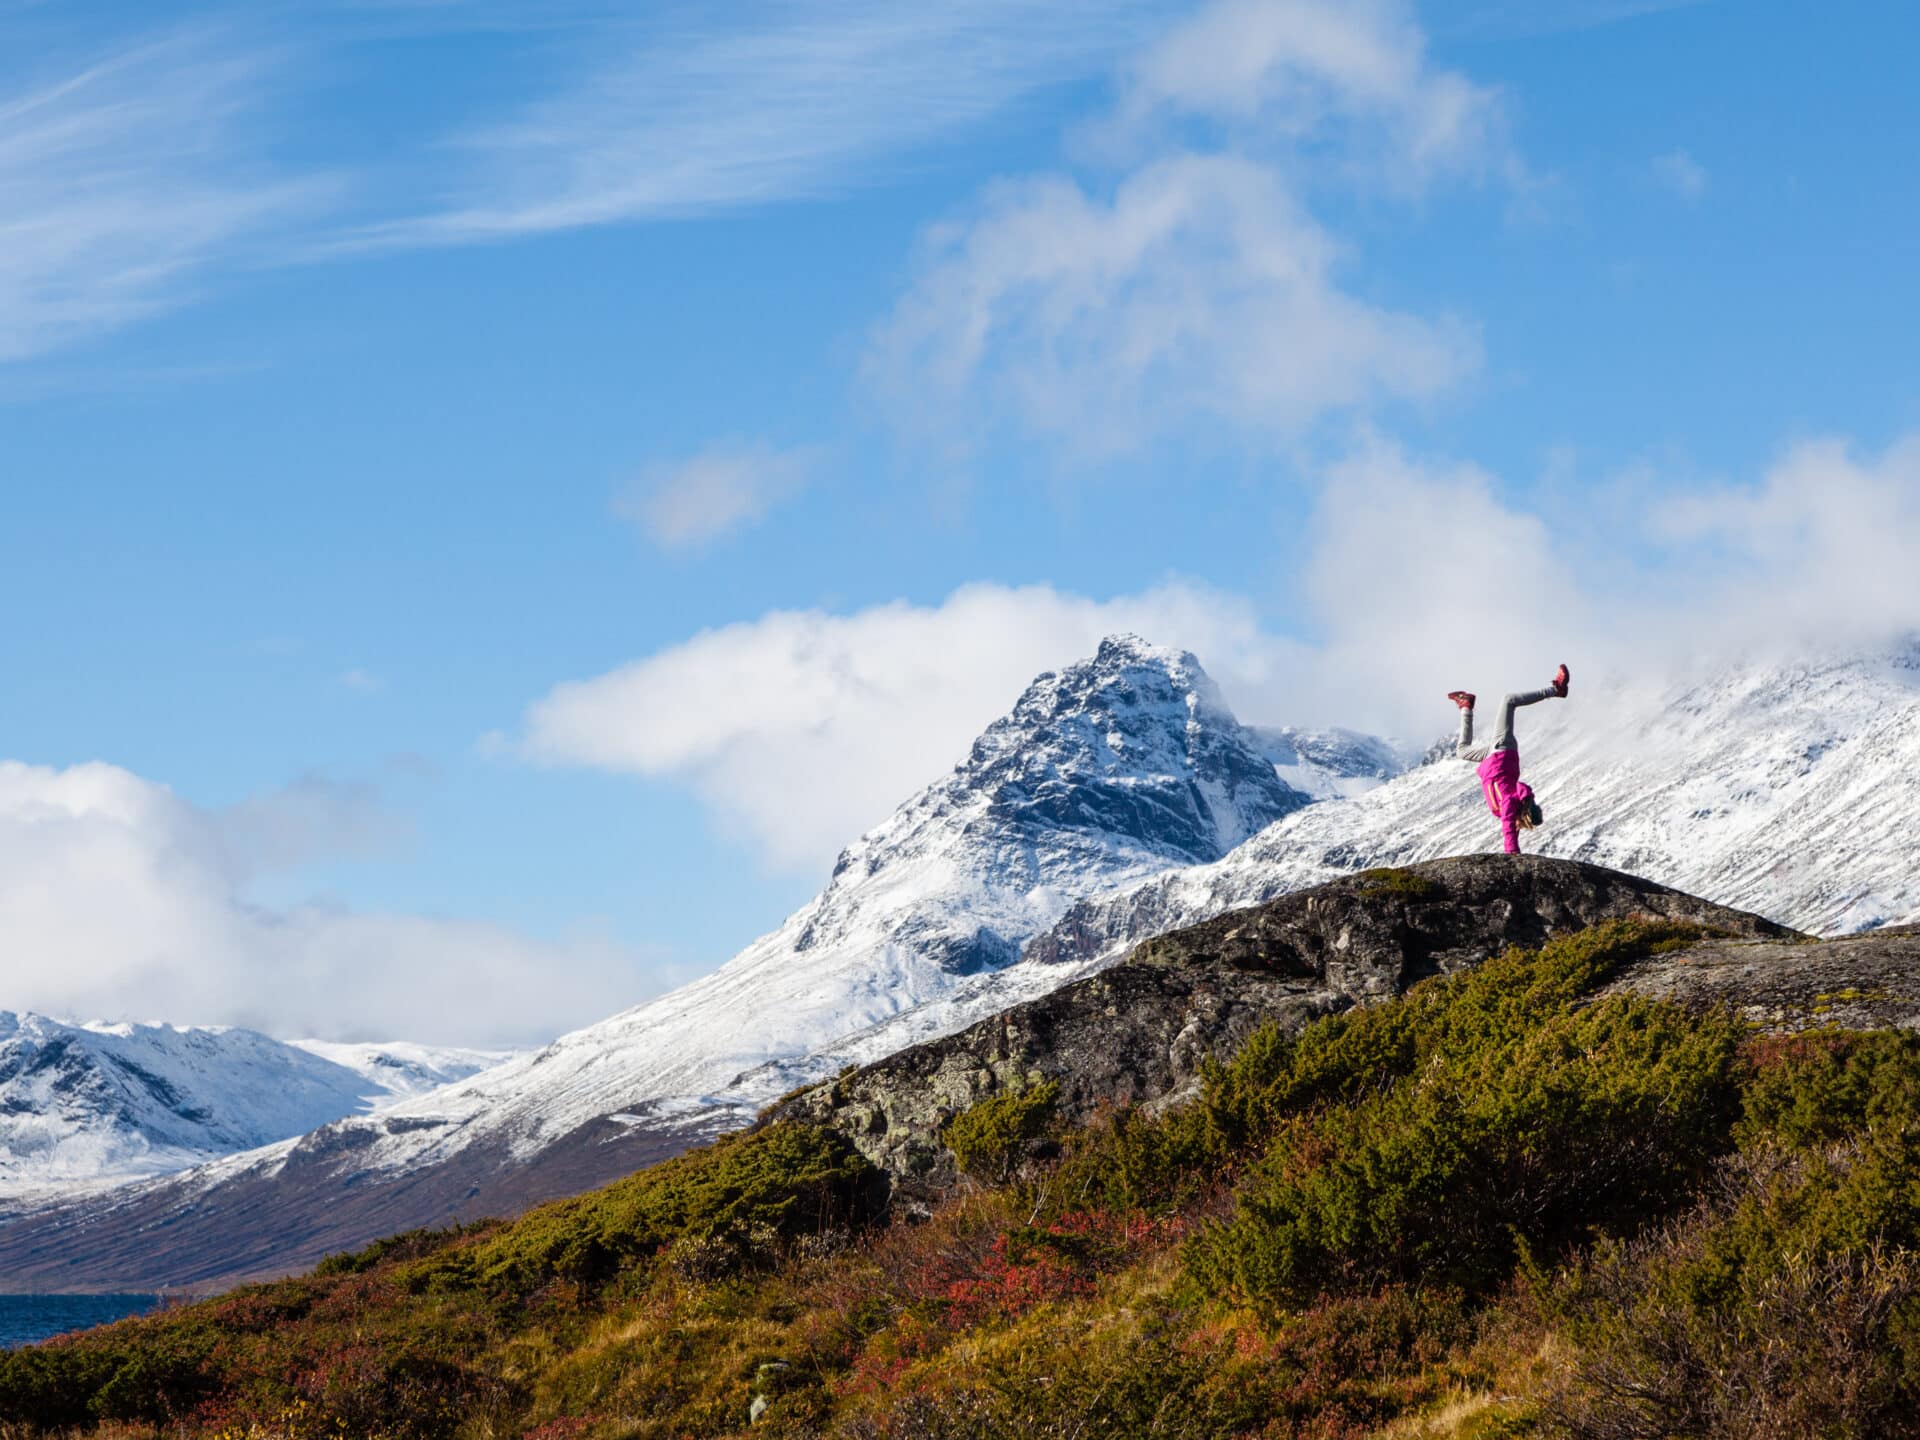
772, 855, 1792, 1193
7, 859, 1920, 1439
0, 637, 1391, 1291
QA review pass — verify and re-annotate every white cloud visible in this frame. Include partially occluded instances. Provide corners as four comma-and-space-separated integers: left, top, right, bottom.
1119, 0, 1508, 185
519, 430, 1920, 874
1446, 1, 1713, 40
0, 761, 656, 1046
871, 153, 1479, 455
1650, 435, 1920, 651
1284, 432, 1920, 732
0, 29, 328, 361
1652, 147, 1707, 200
358, 0, 1163, 246
869, 0, 1505, 456
617, 443, 815, 549
1292, 439, 1597, 728
212, 772, 403, 874
339, 668, 382, 693
520, 580, 1311, 870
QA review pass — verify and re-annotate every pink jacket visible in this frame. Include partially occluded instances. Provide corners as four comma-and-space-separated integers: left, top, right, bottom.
1476, 748, 1535, 854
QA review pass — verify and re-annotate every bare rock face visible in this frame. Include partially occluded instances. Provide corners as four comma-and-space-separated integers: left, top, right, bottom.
1605, 924, 1920, 1034
772, 856, 1798, 1194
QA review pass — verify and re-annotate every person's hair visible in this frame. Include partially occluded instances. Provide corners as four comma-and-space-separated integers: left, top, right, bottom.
1518, 798, 1544, 830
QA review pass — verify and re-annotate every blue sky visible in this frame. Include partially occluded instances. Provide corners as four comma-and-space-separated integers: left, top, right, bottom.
5, 0, 1919, 1043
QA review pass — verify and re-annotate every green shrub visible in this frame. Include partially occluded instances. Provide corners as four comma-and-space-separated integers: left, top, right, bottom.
1048, 920, 1719, 1227
1542, 1026, 1920, 1437
407, 1122, 882, 1303
1547, 1144, 1920, 1438
1738, 1028, 1920, 1152
1049, 1099, 1222, 1216
0, 1323, 216, 1431
944, 1079, 1060, 1184
839, 1285, 1472, 1439
1186, 921, 1738, 1306
314, 1222, 491, 1277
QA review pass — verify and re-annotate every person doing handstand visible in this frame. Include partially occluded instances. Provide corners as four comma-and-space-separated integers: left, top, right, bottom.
1447, 664, 1570, 854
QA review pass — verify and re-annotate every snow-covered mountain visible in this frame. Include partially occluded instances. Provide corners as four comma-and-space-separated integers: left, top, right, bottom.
37, 639, 1920, 1296
0, 636, 1404, 1287
0, 1012, 506, 1211
1018, 645, 1920, 980
265, 635, 1378, 1161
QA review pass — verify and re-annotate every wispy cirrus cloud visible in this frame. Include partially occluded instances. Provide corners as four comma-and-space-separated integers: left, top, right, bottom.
868, 0, 1500, 458
8, 2, 1139, 354
0, 28, 331, 362
353, 0, 1169, 247
617, 442, 818, 550
870, 154, 1478, 457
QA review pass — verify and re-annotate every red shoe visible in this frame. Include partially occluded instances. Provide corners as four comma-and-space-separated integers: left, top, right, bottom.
1447, 690, 1476, 710
1551, 664, 1570, 698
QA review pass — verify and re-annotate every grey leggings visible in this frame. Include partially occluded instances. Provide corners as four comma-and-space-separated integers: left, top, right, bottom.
1457, 687, 1557, 762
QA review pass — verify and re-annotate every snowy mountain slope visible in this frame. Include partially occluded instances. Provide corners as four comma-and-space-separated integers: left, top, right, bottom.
0, 637, 1402, 1288
0, 1012, 506, 1210
1019, 645, 1920, 981
289, 1040, 515, 1107
1252, 726, 1413, 801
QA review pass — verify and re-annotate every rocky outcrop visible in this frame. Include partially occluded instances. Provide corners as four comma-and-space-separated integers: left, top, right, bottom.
1603, 923, 1920, 1033
773, 856, 1802, 1193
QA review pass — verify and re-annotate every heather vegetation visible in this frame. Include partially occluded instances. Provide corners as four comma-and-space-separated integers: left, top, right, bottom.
6, 920, 1919, 1439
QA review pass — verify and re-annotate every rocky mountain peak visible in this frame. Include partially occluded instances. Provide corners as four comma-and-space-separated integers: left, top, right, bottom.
999, 633, 1222, 732
935, 633, 1302, 866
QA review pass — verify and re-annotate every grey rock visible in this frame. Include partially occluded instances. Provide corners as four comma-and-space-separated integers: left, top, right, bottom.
1605, 923, 1920, 1033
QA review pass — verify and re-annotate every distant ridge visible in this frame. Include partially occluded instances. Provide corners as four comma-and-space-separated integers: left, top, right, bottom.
0, 1013, 504, 1212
